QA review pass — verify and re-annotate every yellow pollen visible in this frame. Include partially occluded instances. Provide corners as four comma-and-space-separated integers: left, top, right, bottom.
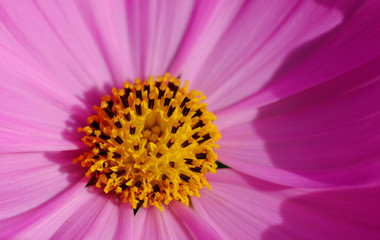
74, 74, 221, 211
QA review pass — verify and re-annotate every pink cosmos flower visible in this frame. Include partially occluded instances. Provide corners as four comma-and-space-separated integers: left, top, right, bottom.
1, 0, 380, 239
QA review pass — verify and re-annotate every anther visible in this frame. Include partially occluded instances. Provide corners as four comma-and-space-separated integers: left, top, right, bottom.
181, 140, 192, 148
190, 167, 202, 173
184, 159, 193, 165
149, 98, 155, 109
114, 121, 122, 129
120, 93, 129, 108
198, 133, 211, 144
192, 133, 200, 140
164, 97, 171, 106
134, 180, 142, 188
195, 153, 207, 159
192, 120, 205, 130
179, 174, 190, 183
98, 149, 108, 156
182, 107, 190, 117
90, 121, 100, 130
124, 113, 131, 121
167, 105, 176, 117
192, 109, 203, 118
158, 88, 165, 99
99, 132, 111, 140
114, 136, 123, 144
180, 97, 190, 108
135, 104, 142, 116
136, 89, 142, 100
167, 140, 174, 148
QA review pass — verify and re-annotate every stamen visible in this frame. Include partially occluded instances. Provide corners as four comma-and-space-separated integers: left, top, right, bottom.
74, 74, 221, 211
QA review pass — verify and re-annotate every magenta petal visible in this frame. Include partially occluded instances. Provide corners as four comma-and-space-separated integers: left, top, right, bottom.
218, 55, 380, 188
263, 186, 380, 240
186, 0, 343, 111
252, 1, 380, 107
253, 56, 380, 187
0, 150, 83, 219
201, 170, 380, 240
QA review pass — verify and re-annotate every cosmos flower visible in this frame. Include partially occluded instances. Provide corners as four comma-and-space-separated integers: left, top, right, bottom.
0, 0, 380, 239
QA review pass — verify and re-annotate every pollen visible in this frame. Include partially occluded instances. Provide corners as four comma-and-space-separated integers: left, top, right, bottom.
74, 74, 221, 211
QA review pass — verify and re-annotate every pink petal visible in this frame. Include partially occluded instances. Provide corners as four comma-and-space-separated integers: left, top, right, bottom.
134, 206, 195, 240
113, 204, 135, 240
217, 55, 380, 188
15, 187, 121, 239
181, 0, 343, 111
169, 0, 246, 78
192, 169, 289, 239
0, 177, 87, 239
0, 47, 84, 153
124, 0, 195, 79
0, 150, 84, 219
170, 201, 222, 239
0, 0, 133, 88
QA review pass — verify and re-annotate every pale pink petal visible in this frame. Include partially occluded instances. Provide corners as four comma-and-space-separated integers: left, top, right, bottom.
113, 204, 135, 240
0, 150, 84, 219
192, 169, 290, 239
169, 0, 245, 77
132, 206, 148, 240
170, 201, 222, 240
0, 177, 87, 239
79, 197, 121, 240
182, 0, 343, 111
67, 0, 137, 83
134, 206, 195, 240
125, 0, 196, 79
217, 55, 380, 188
0, 0, 134, 88
0, 47, 84, 153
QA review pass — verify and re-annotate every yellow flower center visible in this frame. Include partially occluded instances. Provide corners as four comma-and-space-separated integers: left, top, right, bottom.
74, 74, 220, 211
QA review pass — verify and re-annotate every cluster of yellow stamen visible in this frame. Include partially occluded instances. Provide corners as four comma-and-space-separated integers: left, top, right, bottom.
74, 74, 220, 211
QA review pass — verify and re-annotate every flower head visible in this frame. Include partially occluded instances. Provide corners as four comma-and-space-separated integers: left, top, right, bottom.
1, 1, 380, 239
75, 74, 220, 211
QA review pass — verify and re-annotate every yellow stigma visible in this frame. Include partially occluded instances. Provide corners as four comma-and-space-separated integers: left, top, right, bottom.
74, 74, 221, 211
